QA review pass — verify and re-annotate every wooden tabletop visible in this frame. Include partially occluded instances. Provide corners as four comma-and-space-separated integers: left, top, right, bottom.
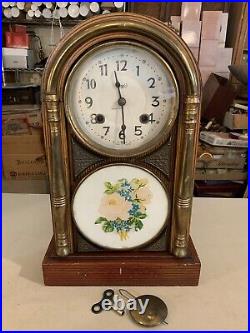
3, 194, 247, 330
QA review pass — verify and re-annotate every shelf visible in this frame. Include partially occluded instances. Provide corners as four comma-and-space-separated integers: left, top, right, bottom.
3, 68, 44, 73
2, 17, 86, 27
195, 169, 247, 181
2, 83, 40, 89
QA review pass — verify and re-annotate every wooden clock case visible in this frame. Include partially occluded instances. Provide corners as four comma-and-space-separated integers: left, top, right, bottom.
42, 13, 201, 286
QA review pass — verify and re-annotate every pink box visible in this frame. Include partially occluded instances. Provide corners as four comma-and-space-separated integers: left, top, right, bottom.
215, 48, 233, 72
181, 21, 201, 47
190, 47, 199, 61
199, 39, 218, 66
219, 13, 229, 45
170, 16, 181, 33
181, 2, 201, 21
201, 11, 222, 40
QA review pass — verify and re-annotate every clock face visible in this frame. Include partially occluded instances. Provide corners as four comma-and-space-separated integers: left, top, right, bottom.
65, 41, 179, 157
72, 164, 169, 250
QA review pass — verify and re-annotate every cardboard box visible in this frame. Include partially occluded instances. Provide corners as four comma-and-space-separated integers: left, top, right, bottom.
223, 111, 248, 130
2, 47, 35, 68
2, 105, 42, 136
3, 153, 47, 180
2, 104, 47, 180
181, 21, 201, 47
2, 132, 47, 180
2, 131, 45, 154
5, 31, 29, 48
201, 11, 222, 40
200, 131, 248, 148
13, 25, 27, 33
202, 73, 236, 122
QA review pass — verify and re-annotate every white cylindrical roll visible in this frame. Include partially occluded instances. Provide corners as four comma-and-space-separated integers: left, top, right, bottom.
79, 4, 89, 17
33, 2, 43, 6
114, 2, 124, 10
11, 7, 20, 17
59, 7, 68, 18
2, 3, 10, 8
27, 9, 35, 18
16, 2, 25, 10
3, 8, 12, 18
42, 8, 52, 18
31, 3, 38, 11
68, 3, 79, 18
9, 2, 16, 7
90, 2, 100, 14
102, 9, 111, 14
69, 2, 78, 4
44, 2, 53, 9
34, 9, 42, 17
53, 8, 60, 19
56, 2, 68, 8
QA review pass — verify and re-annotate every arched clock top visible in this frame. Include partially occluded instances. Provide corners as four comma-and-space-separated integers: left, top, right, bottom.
42, 13, 202, 260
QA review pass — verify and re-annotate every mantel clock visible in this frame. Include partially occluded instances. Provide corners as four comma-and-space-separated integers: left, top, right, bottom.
42, 13, 201, 286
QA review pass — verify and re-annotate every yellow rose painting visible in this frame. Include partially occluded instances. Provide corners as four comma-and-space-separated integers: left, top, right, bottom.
98, 193, 132, 221
95, 178, 152, 240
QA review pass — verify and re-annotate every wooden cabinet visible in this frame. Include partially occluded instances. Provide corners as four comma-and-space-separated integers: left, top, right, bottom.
226, 2, 248, 66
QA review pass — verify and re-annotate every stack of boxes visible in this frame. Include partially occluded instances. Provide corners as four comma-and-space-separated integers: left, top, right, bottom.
199, 10, 232, 84
2, 24, 47, 182
170, 2, 233, 85
2, 24, 36, 69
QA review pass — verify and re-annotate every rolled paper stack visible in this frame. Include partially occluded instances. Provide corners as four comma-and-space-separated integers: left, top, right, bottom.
2, 1, 126, 21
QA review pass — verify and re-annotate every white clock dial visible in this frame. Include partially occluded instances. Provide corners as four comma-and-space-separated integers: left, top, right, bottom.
65, 42, 179, 156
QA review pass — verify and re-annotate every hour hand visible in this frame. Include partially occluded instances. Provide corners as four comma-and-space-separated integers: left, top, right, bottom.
114, 71, 120, 89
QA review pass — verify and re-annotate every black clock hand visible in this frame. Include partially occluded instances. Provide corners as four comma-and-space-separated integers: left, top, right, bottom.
114, 71, 122, 98
114, 71, 126, 144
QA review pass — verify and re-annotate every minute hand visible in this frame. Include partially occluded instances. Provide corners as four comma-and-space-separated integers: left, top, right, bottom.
114, 71, 126, 144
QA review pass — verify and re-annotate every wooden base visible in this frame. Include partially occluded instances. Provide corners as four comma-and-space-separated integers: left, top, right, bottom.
42, 238, 201, 286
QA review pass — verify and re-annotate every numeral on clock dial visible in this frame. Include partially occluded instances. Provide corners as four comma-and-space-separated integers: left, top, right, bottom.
99, 64, 108, 76
134, 126, 142, 136
148, 77, 156, 88
116, 60, 127, 71
103, 126, 110, 135
86, 79, 96, 89
152, 96, 160, 107
85, 97, 93, 108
